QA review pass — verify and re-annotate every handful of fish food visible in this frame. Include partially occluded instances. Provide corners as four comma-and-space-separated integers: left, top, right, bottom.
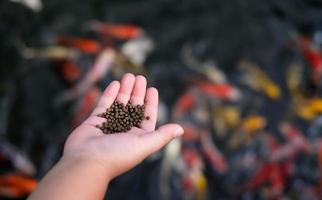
96, 101, 148, 134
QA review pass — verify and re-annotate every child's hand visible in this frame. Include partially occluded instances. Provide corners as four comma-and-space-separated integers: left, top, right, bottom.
63, 73, 184, 180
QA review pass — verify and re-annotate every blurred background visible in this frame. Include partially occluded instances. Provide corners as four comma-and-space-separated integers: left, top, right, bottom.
1, 0, 322, 199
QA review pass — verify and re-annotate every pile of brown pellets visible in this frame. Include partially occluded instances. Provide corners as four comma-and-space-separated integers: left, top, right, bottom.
96, 101, 149, 134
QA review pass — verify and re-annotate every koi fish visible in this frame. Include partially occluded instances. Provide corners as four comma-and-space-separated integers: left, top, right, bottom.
193, 81, 241, 101
211, 106, 241, 137
59, 60, 81, 82
297, 37, 322, 78
181, 124, 201, 142
192, 170, 208, 200
56, 36, 101, 54
181, 45, 227, 84
0, 174, 37, 198
200, 131, 228, 174
247, 162, 290, 194
21, 46, 78, 60
272, 123, 310, 161
286, 62, 305, 102
227, 115, 266, 149
0, 141, 36, 176
241, 115, 267, 133
121, 36, 154, 65
9, 0, 42, 12
55, 48, 115, 104
112, 51, 146, 78
71, 86, 101, 127
172, 91, 197, 120
181, 149, 207, 200
295, 98, 322, 120
159, 138, 182, 200
239, 59, 281, 100
181, 171, 208, 200
89, 21, 143, 40
280, 123, 310, 151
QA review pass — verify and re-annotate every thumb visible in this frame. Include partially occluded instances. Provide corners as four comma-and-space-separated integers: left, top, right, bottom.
139, 124, 184, 156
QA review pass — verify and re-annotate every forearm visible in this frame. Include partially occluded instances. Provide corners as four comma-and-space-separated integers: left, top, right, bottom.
28, 155, 110, 200
27, 74, 182, 200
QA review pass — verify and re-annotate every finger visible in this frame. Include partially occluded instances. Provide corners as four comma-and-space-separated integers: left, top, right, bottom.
130, 75, 147, 106
91, 81, 120, 116
138, 124, 184, 156
141, 87, 158, 131
116, 73, 136, 104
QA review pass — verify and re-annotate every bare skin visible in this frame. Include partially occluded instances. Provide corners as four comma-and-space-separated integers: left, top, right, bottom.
28, 73, 184, 200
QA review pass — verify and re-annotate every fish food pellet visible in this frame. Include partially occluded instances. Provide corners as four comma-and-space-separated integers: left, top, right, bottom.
96, 101, 149, 134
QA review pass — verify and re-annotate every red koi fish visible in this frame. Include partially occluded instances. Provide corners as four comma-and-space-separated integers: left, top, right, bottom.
56, 36, 101, 54
56, 48, 115, 104
182, 149, 203, 169
89, 21, 143, 40
0, 174, 37, 198
172, 91, 197, 120
59, 60, 81, 82
72, 86, 101, 127
247, 162, 291, 193
297, 37, 322, 78
297, 37, 322, 82
181, 148, 208, 200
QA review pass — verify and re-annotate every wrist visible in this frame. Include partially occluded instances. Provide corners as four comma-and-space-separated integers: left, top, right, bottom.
60, 152, 112, 183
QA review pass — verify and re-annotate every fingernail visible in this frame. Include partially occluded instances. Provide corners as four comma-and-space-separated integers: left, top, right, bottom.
174, 127, 184, 136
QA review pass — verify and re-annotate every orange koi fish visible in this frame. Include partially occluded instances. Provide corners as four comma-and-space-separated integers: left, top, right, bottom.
89, 21, 143, 40
56, 36, 101, 54
0, 174, 37, 198
193, 81, 241, 101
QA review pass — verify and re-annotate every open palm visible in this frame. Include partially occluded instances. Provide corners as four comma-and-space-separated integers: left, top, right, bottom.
63, 73, 184, 180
